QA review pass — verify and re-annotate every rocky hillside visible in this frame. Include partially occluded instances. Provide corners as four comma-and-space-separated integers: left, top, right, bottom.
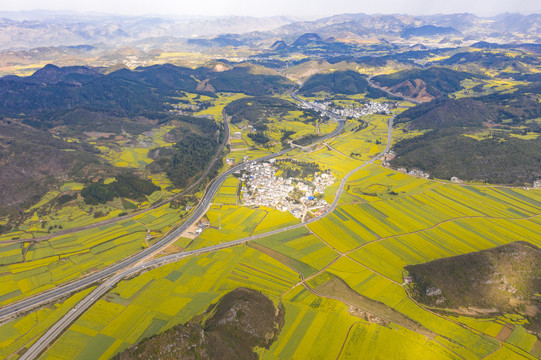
406, 242, 541, 335
371, 67, 484, 102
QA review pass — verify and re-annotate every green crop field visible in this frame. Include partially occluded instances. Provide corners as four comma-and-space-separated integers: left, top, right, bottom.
338, 322, 463, 360
187, 205, 268, 249
485, 344, 538, 360
506, 326, 539, 354
328, 114, 390, 161
0, 202, 191, 307
33, 245, 300, 360
100, 147, 153, 168
252, 208, 301, 234
292, 146, 361, 177
264, 287, 360, 360
0, 287, 95, 359
0, 222, 148, 307
195, 92, 246, 120
253, 229, 339, 273
451, 316, 505, 338
2, 89, 541, 360
212, 175, 240, 205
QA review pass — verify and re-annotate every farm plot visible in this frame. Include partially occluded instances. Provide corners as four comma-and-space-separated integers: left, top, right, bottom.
0, 288, 94, 359
36, 246, 299, 360
338, 322, 462, 360
186, 205, 268, 249
329, 114, 390, 160
308, 211, 377, 253
0, 221, 147, 306
294, 147, 360, 177
349, 216, 541, 283
212, 175, 240, 205
263, 287, 359, 360
251, 207, 300, 235
251, 227, 339, 277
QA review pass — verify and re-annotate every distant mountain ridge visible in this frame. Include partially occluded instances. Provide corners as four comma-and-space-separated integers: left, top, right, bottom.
0, 13, 297, 49
0, 12, 539, 50
0, 63, 292, 117
267, 12, 540, 41
400, 25, 461, 38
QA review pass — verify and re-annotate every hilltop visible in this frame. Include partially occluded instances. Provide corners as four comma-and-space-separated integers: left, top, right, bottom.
406, 242, 541, 335
390, 85, 541, 185
113, 288, 284, 360
371, 67, 485, 102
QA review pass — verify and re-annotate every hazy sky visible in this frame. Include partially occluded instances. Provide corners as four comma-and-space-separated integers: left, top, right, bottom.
1, 0, 540, 18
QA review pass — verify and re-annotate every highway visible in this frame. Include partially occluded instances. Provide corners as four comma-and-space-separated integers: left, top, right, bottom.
13, 95, 391, 360
0, 95, 344, 317
2, 110, 233, 245
146, 115, 393, 268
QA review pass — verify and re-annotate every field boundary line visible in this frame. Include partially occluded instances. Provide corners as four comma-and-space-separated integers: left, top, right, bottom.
345, 212, 541, 255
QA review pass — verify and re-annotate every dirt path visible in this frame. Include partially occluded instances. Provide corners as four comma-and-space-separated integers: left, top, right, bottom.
133, 219, 151, 246
345, 212, 541, 256
324, 142, 358, 161
335, 321, 362, 360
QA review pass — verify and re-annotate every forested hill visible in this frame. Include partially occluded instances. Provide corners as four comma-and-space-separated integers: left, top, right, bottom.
299, 70, 369, 95
299, 70, 390, 98
0, 64, 194, 118
0, 62, 293, 218
390, 84, 541, 185
0, 64, 293, 120
395, 84, 541, 130
371, 67, 485, 101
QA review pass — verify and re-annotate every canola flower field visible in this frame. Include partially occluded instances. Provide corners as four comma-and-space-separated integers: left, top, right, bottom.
1, 97, 541, 360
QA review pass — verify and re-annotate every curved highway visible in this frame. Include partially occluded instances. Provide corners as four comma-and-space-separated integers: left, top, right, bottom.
15, 95, 391, 360
0, 97, 344, 323
3, 111, 233, 245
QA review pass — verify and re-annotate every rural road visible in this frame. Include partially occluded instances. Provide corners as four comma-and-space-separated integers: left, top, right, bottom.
13, 94, 394, 360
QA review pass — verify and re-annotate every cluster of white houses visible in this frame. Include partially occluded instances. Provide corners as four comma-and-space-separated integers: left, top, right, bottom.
238, 160, 335, 219
299, 100, 393, 118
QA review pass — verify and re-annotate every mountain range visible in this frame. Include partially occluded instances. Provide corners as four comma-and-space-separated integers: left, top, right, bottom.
0, 11, 539, 51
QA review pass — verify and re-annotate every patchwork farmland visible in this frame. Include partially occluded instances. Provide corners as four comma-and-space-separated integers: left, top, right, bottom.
0, 92, 540, 360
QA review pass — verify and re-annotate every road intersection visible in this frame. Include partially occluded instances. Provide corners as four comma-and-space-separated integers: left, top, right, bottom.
8, 93, 395, 360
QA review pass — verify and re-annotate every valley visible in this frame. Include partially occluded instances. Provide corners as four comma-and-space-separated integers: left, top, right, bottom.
0, 8, 540, 360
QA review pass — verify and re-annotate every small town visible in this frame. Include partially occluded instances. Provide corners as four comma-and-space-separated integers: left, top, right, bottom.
238, 160, 335, 219
299, 100, 393, 118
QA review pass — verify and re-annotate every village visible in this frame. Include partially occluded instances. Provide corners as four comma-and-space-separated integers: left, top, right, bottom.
238, 160, 335, 220
299, 100, 393, 118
